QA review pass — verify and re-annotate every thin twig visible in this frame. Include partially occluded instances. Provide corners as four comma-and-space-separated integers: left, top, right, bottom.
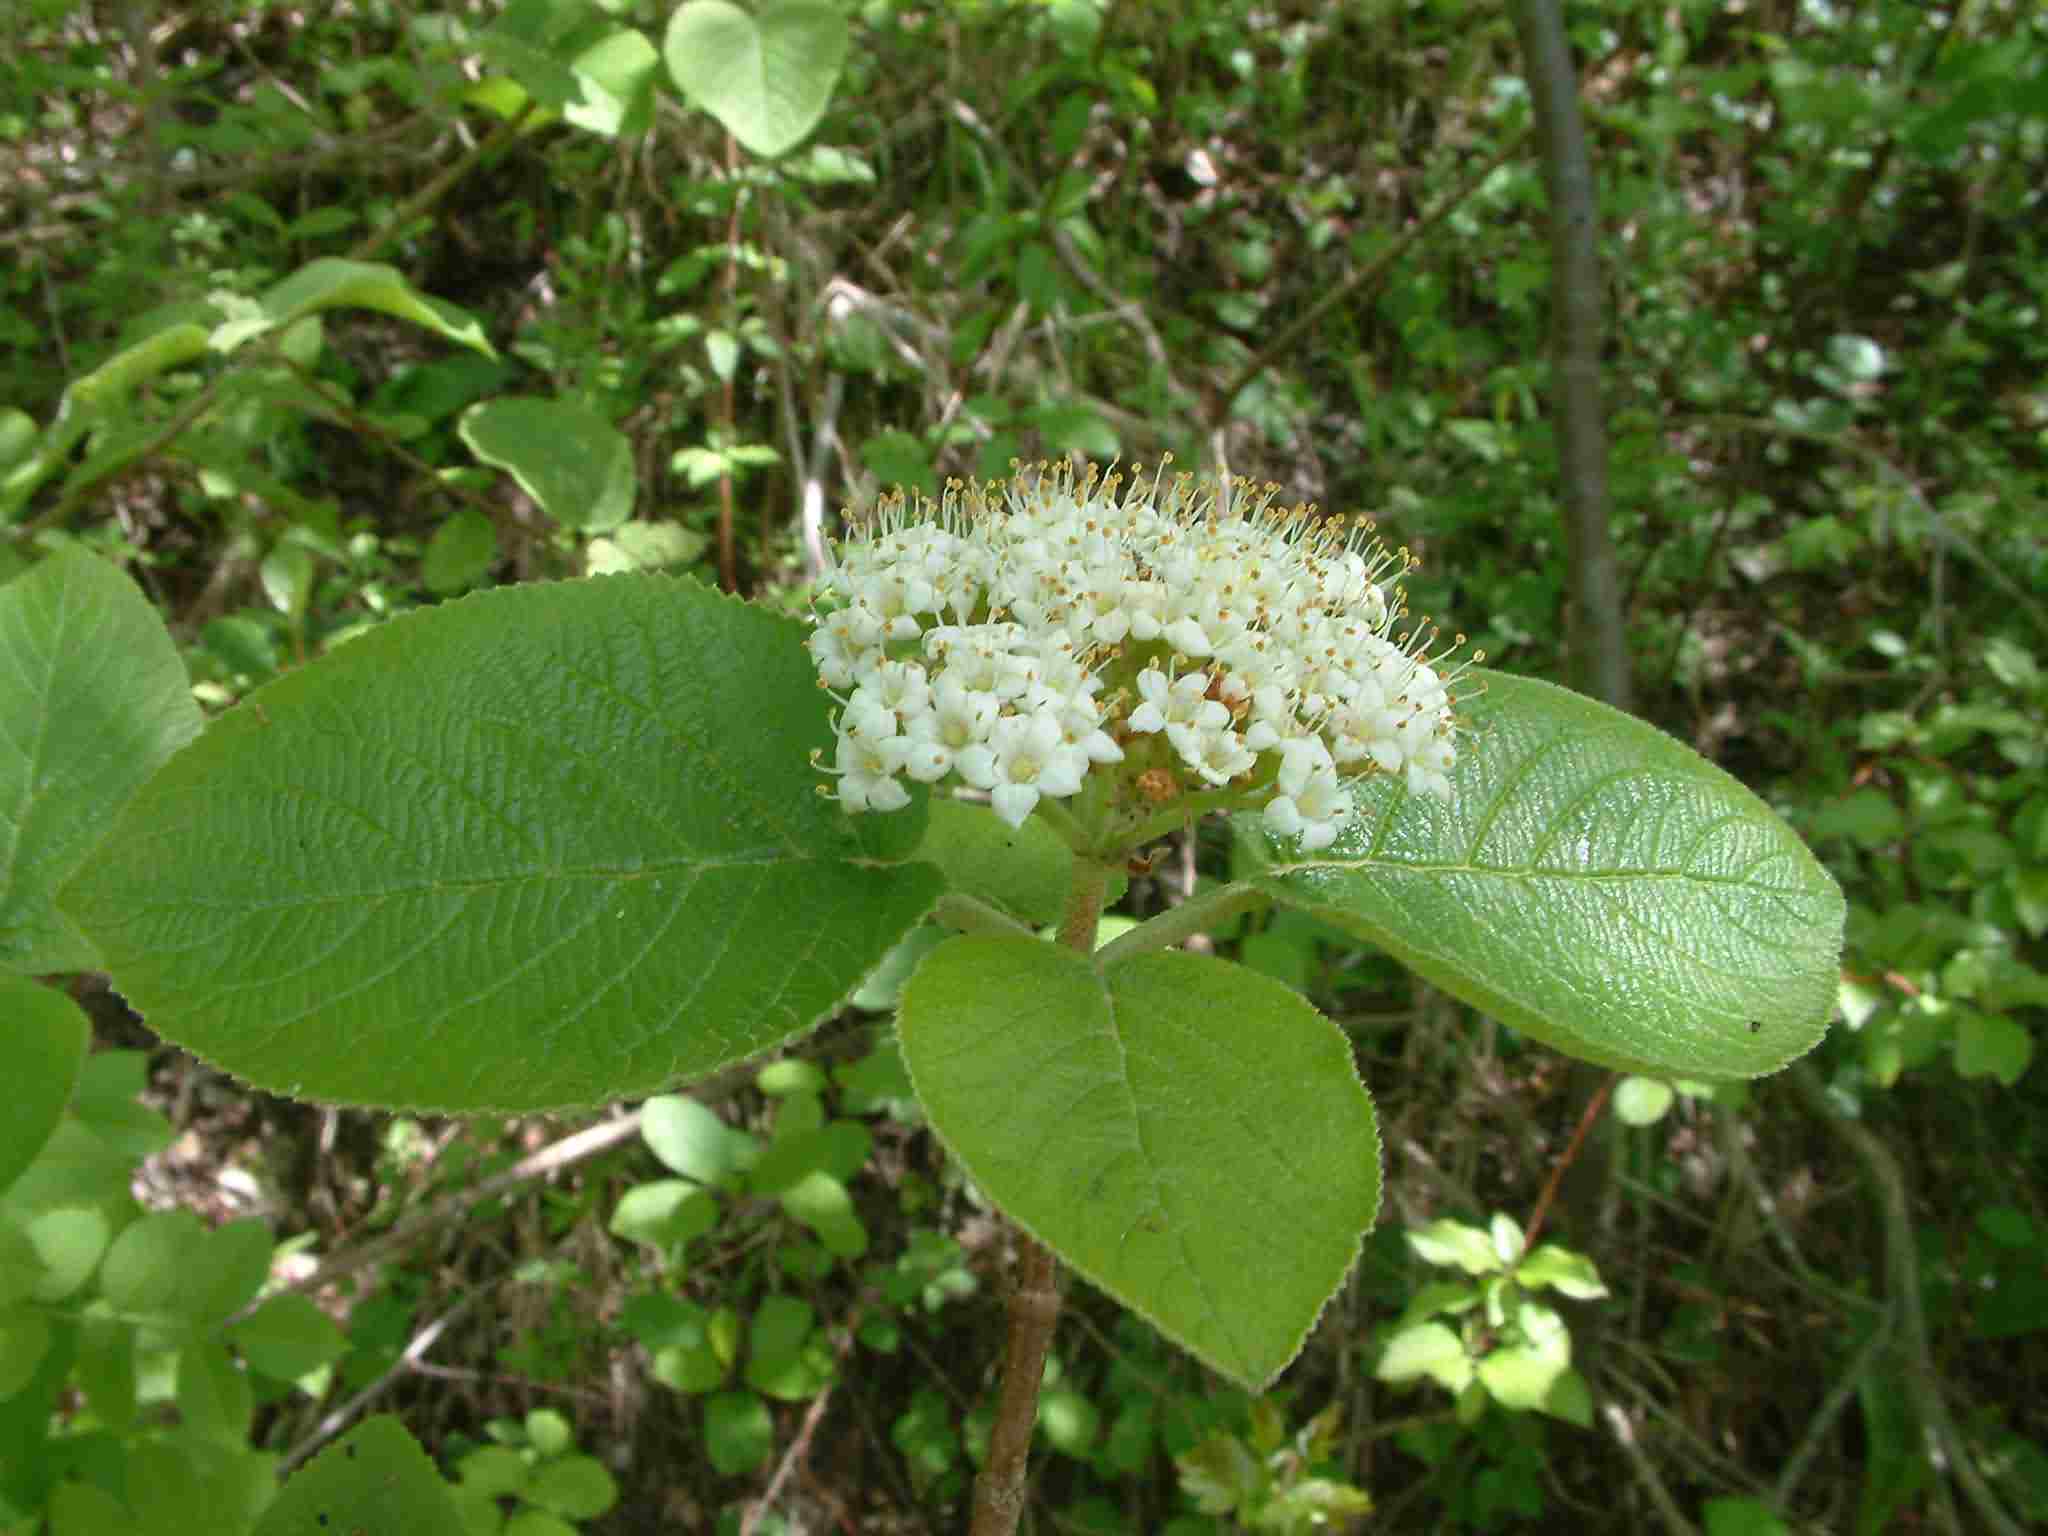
1219, 129, 1531, 415
1521, 1071, 1614, 1253
1599, 1397, 1701, 1536
278, 1289, 483, 1476
349, 99, 539, 263
228, 1111, 647, 1325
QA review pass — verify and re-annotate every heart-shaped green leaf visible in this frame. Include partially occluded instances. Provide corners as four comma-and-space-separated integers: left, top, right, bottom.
61, 574, 941, 1112
899, 936, 1380, 1389
663, 0, 848, 159
1239, 671, 1844, 1079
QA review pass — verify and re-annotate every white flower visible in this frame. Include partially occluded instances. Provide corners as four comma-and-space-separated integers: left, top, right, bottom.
805, 460, 1472, 849
1264, 750, 1353, 851
1128, 668, 1228, 736
957, 710, 1088, 828
831, 727, 912, 812
900, 677, 998, 783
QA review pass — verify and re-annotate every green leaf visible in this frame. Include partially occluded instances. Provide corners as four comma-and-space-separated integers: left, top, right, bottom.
1038, 1386, 1099, 1456
860, 430, 937, 497
260, 259, 495, 358
47, 1481, 138, 1535
0, 977, 88, 1196
60, 575, 942, 1113
527, 1454, 617, 1519
178, 1337, 254, 1443
1176, 1433, 1261, 1515
99, 1213, 270, 1327
1375, 1321, 1472, 1392
608, 1180, 719, 1249
1953, 1009, 2033, 1087
1613, 1075, 1675, 1126
11, 1193, 117, 1302
70, 1051, 172, 1163
912, 800, 1123, 927
663, 0, 849, 159
229, 1293, 348, 1380
1476, 1336, 1569, 1411
1542, 1367, 1594, 1427
457, 1444, 530, 1500
422, 508, 499, 595
641, 1096, 749, 1184
1515, 1244, 1608, 1300
1406, 1218, 1501, 1275
0, 1307, 51, 1399
254, 1415, 466, 1536
1808, 788, 1905, 847
1025, 403, 1118, 459
703, 1389, 774, 1475
566, 27, 660, 138
0, 409, 37, 472
779, 1169, 866, 1257
0, 550, 204, 973
586, 520, 710, 575
1240, 672, 1844, 1079
744, 1293, 822, 1400
76, 1306, 138, 1429
899, 937, 1380, 1389
459, 398, 635, 532
524, 1407, 574, 1458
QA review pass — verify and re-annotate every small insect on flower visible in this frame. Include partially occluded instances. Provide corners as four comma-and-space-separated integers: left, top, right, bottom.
805, 459, 1476, 854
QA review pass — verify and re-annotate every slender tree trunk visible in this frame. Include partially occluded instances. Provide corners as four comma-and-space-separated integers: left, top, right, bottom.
1510, 0, 1627, 1289
1511, 0, 1631, 714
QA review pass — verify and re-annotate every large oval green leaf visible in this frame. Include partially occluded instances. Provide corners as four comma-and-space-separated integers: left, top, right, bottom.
899, 936, 1380, 1389
1239, 671, 1843, 1079
60, 574, 940, 1112
0, 548, 204, 974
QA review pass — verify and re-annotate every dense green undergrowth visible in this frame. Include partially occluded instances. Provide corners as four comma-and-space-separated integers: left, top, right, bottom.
2, 0, 2045, 1532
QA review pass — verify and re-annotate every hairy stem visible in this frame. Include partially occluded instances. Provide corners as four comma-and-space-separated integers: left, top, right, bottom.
1093, 881, 1270, 970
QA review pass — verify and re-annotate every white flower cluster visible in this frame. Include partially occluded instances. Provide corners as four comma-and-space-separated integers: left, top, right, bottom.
807, 462, 1468, 852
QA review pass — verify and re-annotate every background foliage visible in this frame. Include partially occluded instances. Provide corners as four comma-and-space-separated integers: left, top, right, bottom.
2, 0, 2045, 1531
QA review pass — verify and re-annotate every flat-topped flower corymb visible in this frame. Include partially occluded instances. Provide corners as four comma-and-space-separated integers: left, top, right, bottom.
808, 461, 1473, 857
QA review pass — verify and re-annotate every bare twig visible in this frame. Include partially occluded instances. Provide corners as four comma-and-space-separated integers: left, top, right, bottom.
1599, 1398, 1702, 1536
1521, 1071, 1614, 1253
229, 1111, 647, 1325
279, 1289, 484, 1476
1220, 130, 1530, 419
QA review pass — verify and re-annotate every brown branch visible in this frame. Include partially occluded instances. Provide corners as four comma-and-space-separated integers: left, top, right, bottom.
968, 859, 1108, 1536
1521, 1070, 1614, 1255
1510, 0, 1630, 712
